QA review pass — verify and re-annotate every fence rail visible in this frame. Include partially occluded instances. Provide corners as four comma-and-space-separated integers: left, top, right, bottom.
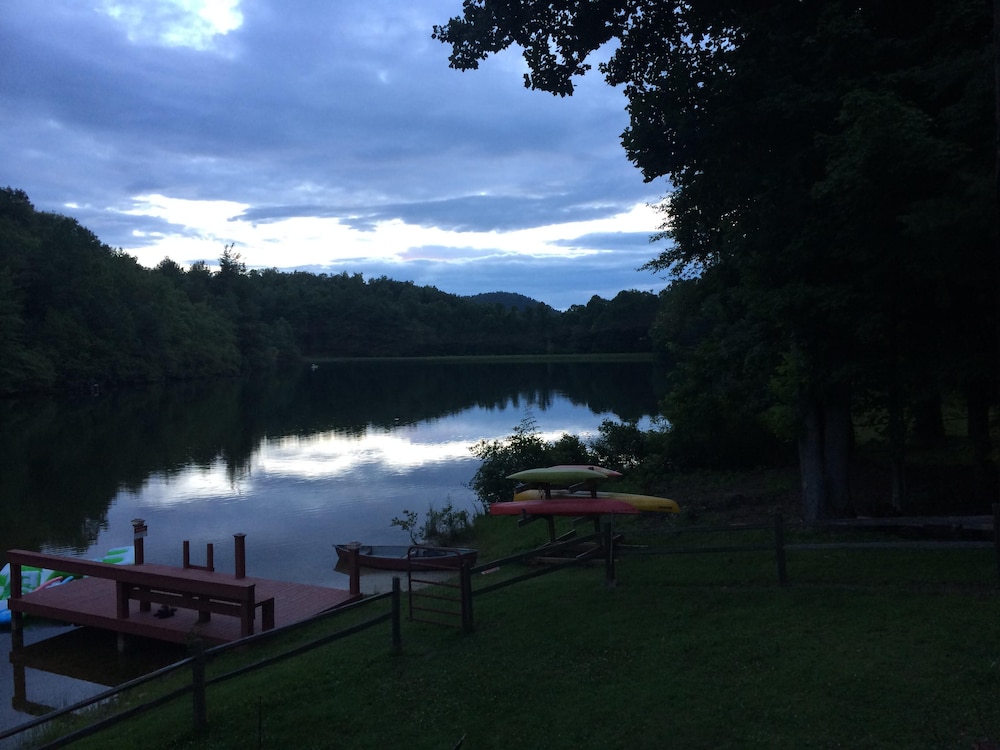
5, 586, 401, 750
8, 505, 999, 747
611, 508, 1000, 587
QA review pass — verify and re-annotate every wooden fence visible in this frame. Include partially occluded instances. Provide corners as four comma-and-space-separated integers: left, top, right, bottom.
6, 506, 999, 747
3, 581, 402, 750
612, 510, 999, 587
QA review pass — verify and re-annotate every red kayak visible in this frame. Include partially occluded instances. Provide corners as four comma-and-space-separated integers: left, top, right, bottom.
489, 498, 640, 516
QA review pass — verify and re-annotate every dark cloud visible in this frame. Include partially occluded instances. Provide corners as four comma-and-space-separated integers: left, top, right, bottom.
236, 191, 646, 233
552, 231, 663, 252
1, 0, 669, 300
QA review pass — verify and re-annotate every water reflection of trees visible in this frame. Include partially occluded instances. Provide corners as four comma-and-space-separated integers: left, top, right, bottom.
0, 360, 662, 552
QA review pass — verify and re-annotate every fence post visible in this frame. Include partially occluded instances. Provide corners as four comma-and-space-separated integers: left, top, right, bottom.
191, 639, 208, 732
348, 544, 361, 597
460, 563, 474, 632
993, 503, 1000, 588
234, 533, 246, 579
391, 576, 402, 654
604, 521, 616, 589
774, 513, 787, 586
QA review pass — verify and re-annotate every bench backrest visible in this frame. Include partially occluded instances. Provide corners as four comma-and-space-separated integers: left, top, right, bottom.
6, 549, 255, 602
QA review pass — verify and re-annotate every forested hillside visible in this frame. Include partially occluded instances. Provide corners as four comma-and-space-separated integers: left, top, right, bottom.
0, 188, 658, 395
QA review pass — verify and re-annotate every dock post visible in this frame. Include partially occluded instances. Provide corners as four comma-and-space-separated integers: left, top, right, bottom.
131, 518, 146, 565
10, 612, 22, 650
234, 533, 246, 579
11, 652, 26, 710
10, 563, 23, 639
183, 540, 191, 568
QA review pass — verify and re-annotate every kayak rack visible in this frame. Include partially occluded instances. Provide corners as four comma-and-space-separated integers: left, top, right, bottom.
406, 548, 473, 632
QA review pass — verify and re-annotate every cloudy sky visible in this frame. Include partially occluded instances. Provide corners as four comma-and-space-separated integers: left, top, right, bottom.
2, 0, 671, 309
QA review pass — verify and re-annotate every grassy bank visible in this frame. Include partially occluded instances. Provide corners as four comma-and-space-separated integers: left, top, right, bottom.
37, 514, 1000, 750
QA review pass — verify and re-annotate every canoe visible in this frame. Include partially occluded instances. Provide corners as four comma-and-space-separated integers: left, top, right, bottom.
512, 489, 680, 514
506, 467, 612, 487
0, 545, 135, 628
334, 544, 478, 571
548, 464, 623, 478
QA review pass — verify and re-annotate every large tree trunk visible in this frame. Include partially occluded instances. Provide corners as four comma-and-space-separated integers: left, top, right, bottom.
797, 387, 854, 522
823, 384, 854, 518
968, 379, 997, 508
798, 400, 825, 522
993, 0, 1000, 511
912, 393, 945, 447
887, 378, 907, 513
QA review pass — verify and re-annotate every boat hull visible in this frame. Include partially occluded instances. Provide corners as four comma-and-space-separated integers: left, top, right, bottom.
511, 490, 680, 514
506, 467, 610, 487
547, 464, 623, 478
334, 544, 477, 571
490, 498, 641, 516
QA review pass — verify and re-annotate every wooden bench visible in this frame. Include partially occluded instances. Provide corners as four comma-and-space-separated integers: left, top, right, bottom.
6, 550, 274, 639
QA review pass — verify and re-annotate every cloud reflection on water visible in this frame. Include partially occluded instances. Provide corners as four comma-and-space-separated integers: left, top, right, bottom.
94, 401, 649, 586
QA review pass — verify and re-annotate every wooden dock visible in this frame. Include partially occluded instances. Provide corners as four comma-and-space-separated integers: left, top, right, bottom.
9, 566, 358, 645
6, 529, 363, 646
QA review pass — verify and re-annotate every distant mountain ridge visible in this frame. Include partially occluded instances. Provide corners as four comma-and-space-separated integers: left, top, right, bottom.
466, 291, 552, 312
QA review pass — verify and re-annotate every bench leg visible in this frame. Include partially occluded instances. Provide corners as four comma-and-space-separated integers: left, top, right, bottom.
116, 582, 130, 619
261, 599, 275, 631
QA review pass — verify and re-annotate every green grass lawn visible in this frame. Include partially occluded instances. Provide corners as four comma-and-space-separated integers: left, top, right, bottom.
33, 516, 1000, 749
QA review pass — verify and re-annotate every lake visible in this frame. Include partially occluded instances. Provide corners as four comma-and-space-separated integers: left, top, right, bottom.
0, 358, 663, 735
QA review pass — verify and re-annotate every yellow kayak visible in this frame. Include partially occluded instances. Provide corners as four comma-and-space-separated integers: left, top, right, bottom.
513, 489, 680, 514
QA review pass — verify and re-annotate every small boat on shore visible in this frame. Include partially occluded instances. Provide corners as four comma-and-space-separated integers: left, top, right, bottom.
334, 543, 477, 572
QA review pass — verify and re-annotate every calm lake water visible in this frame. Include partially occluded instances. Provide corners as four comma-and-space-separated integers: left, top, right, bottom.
0, 359, 663, 735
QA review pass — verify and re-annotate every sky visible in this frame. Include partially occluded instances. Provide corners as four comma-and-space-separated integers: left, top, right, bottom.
1, 0, 672, 310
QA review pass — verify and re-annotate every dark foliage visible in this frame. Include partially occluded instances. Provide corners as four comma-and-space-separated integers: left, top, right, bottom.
436, 0, 998, 517
0, 188, 658, 395
466, 291, 551, 311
